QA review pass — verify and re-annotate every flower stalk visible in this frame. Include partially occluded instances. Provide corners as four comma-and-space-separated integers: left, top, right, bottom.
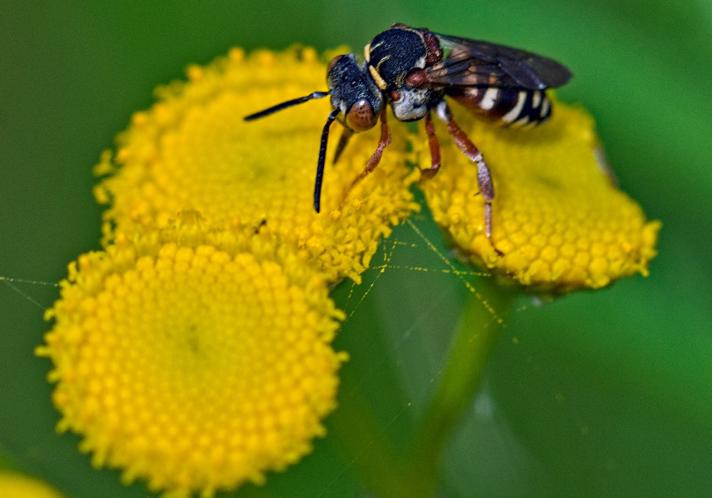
406, 278, 516, 497
330, 385, 422, 498
330, 277, 515, 498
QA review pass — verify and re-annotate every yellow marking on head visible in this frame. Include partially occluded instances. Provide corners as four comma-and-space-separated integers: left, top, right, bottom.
364, 42, 371, 62
369, 65, 388, 90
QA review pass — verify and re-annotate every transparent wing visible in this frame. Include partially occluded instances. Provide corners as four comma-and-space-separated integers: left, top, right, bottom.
425, 33, 572, 90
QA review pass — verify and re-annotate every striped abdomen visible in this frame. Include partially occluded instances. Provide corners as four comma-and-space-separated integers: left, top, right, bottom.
446, 86, 552, 127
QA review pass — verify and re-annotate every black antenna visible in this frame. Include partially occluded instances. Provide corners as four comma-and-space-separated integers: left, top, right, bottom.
332, 128, 354, 165
243, 91, 330, 121
314, 109, 340, 213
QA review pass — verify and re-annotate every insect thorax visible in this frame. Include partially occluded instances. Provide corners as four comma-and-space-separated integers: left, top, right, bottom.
366, 27, 427, 89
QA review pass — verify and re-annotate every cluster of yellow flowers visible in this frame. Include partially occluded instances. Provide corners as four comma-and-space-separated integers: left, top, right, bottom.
94, 48, 419, 282
39, 46, 658, 497
39, 217, 346, 495
40, 47, 418, 497
416, 102, 660, 291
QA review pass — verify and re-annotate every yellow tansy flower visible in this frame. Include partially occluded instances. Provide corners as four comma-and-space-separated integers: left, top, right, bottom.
0, 472, 64, 498
417, 102, 660, 290
38, 215, 346, 497
94, 47, 418, 283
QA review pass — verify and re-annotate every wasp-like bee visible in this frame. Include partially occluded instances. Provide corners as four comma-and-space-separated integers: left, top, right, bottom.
244, 24, 572, 241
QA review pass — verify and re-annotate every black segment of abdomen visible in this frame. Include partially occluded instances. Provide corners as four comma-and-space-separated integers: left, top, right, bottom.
446, 86, 552, 126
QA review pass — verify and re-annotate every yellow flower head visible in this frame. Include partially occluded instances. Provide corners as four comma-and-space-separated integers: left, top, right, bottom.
38, 214, 346, 497
0, 472, 64, 498
94, 47, 418, 283
417, 102, 660, 291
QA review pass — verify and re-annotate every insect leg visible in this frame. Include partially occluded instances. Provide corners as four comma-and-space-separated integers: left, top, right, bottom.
436, 100, 495, 240
332, 128, 354, 165
420, 110, 441, 178
314, 108, 341, 213
341, 108, 392, 204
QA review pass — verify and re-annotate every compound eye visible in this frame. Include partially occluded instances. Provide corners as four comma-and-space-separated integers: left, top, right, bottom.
405, 69, 427, 88
346, 99, 377, 131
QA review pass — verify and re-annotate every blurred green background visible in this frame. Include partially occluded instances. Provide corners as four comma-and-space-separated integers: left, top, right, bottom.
2, 1, 711, 497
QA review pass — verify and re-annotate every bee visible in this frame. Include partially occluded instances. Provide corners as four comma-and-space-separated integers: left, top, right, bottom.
244, 24, 572, 241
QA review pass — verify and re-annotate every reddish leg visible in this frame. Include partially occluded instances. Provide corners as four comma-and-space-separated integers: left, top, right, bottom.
420, 111, 441, 178
342, 108, 391, 204
436, 101, 495, 240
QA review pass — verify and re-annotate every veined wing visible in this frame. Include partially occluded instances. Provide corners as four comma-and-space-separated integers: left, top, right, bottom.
425, 33, 572, 90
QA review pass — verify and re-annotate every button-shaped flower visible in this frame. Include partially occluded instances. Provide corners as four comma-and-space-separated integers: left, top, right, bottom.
417, 102, 660, 291
0, 472, 65, 498
94, 48, 419, 283
38, 215, 346, 497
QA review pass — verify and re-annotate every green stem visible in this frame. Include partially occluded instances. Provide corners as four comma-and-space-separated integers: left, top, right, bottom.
406, 279, 516, 497
330, 384, 421, 498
